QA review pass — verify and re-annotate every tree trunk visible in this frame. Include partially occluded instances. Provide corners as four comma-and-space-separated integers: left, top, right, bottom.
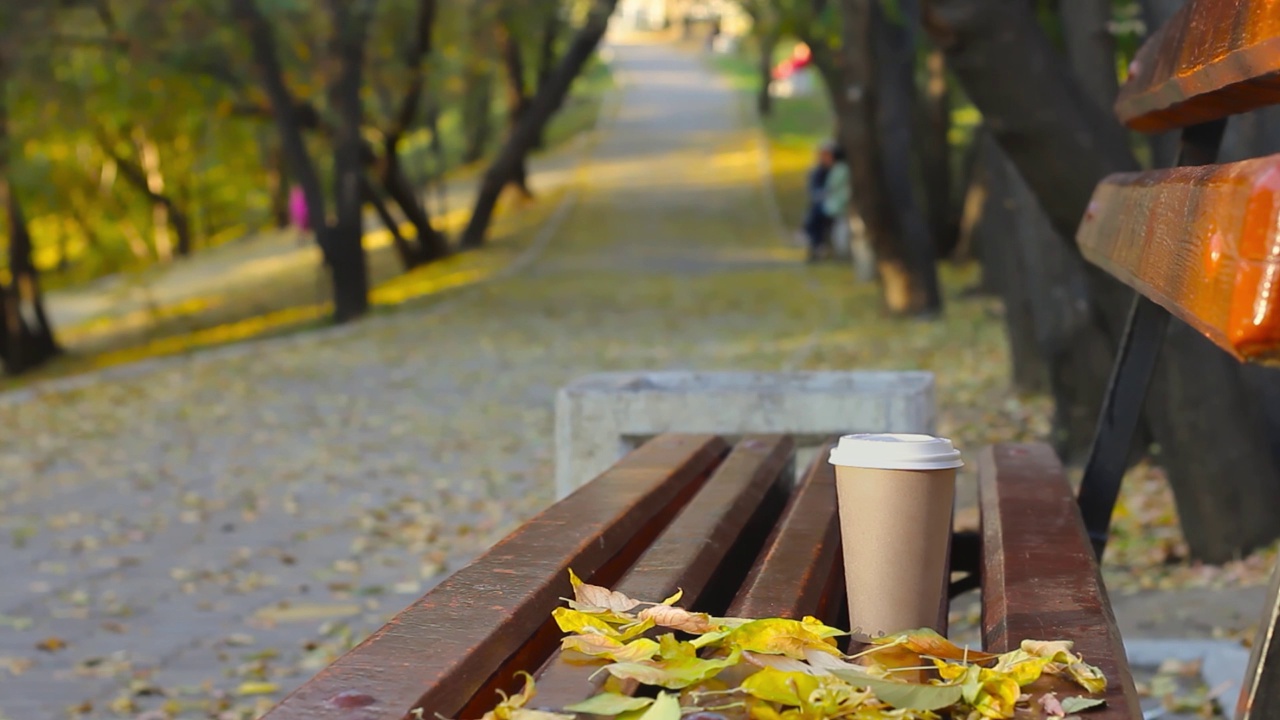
871, 5, 943, 315
1058, 0, 1119, 116
533, 5, 562, 148
267, 141, 290, 228
917, 46, 955, 257
952, 130, 983, 266
1139, 0, 1185, 167
96, 130, 193, 260
381, 141, 449, 262
923, 0, 1280, 561
0, 57, 57, 375
757, 25, 779, 117
0, 179, 59, 374
231, 0, 330, 259
968, 132, 1049, 393
426, 101, 449, 218
377, 0, 448, 267
361, 173, 419, 269
461, 0, 620, 248
233, 0, 373, 322
499, 21, 535, 199
803, 14, 897, 304
326, 0, 373, 322
461, 69, 495, 164
805, 3, 942, 314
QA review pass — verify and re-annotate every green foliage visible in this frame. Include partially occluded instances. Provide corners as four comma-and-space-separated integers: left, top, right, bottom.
1, 0, 596, 292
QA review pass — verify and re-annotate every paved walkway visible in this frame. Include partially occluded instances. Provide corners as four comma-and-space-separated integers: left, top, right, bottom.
0, 36, 841, 719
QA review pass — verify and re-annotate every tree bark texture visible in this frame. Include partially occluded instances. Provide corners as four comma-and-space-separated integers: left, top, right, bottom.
1058, 0, 1119, 116
499, 19, 534, 199
1139, 0, 1185, 167
757, 24, 779, 117
461, 69, 495, 164
924, 0, 1280, 561
870, 6, 942, 314
0, 56, 57, 375
534, 4, 563, 147
95, 130, 192, 260
376, 0, 449, 266
326, 0, 373, 322
804, 1, 941, 315
232, 0, 372, 322
968, 132, 1049, 394
917, 46, 955, 257
461, 0, 620, 247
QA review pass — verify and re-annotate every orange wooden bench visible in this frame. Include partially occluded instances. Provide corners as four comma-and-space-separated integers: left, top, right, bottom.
1077, 0, 1280, 716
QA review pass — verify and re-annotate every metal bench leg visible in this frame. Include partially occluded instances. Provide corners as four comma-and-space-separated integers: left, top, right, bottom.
1075, 118, 1226, 561
1238, 556, 1280, 719
1076, 296, 1170, 560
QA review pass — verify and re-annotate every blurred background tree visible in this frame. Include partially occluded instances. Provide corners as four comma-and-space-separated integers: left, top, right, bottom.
0, 0, 611, 352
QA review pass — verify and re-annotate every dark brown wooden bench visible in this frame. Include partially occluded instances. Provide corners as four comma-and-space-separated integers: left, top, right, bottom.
262, 433, 1141, 719
1075, 0, 1280, 716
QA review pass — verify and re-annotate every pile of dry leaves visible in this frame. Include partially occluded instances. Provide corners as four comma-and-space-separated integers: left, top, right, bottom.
466, 571, 1109, 720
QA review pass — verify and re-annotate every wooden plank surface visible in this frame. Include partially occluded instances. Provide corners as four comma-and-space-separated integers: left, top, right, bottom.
979, 443, 1142, 719
1238, 556, 1280, 718
530, 435, 796, 710
1116, 0, 1280, 132
1077, 155, 1280, 361
262, 433, 728, 720
725, 441, 842, 623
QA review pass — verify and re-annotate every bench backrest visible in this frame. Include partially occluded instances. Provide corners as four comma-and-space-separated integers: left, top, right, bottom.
1115, 0, 1280, 133
1075, 2, 1280, 717
1080, 0, 1280, 362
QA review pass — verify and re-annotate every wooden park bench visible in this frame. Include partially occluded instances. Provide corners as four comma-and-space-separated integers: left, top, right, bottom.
262, 433, 1142, 719
261, 1, 1280, 718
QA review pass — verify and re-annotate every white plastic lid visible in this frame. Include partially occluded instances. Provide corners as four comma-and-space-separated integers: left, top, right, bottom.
827, 433, 963, 470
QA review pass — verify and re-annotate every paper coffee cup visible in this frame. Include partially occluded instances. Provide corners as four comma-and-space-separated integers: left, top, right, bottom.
828, 433, 961, 638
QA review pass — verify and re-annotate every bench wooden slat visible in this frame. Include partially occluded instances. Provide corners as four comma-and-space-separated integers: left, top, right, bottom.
1116, 0, 1280, 132
262, 433, 728, 720
725, 441, 842, 622
529, 435, 796, 710
1239, 558, 1280, 718
979, 443, 1142, 719
1076, 155, 1280, 361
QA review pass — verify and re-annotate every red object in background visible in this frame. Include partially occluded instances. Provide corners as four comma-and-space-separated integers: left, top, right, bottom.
772, 43, 812, 80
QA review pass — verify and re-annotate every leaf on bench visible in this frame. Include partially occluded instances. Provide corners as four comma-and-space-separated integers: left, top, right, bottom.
595, 647, 741, 689
562, 693, 654, 716
636, 604, 717, 634
560, 634, 660, 663
568, 568, 643, 613
551, 608, 653, 642
1020, 639, 1108, 694
475, 673, 573, 720
867, 628, 997, 663
726, 618, 843, 659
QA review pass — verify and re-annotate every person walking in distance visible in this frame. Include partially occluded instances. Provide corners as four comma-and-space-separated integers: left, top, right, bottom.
802, 141, 836, 262
822, 143, 851, 257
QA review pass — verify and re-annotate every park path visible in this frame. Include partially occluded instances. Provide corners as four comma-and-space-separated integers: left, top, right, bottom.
0, 35, 860, 720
